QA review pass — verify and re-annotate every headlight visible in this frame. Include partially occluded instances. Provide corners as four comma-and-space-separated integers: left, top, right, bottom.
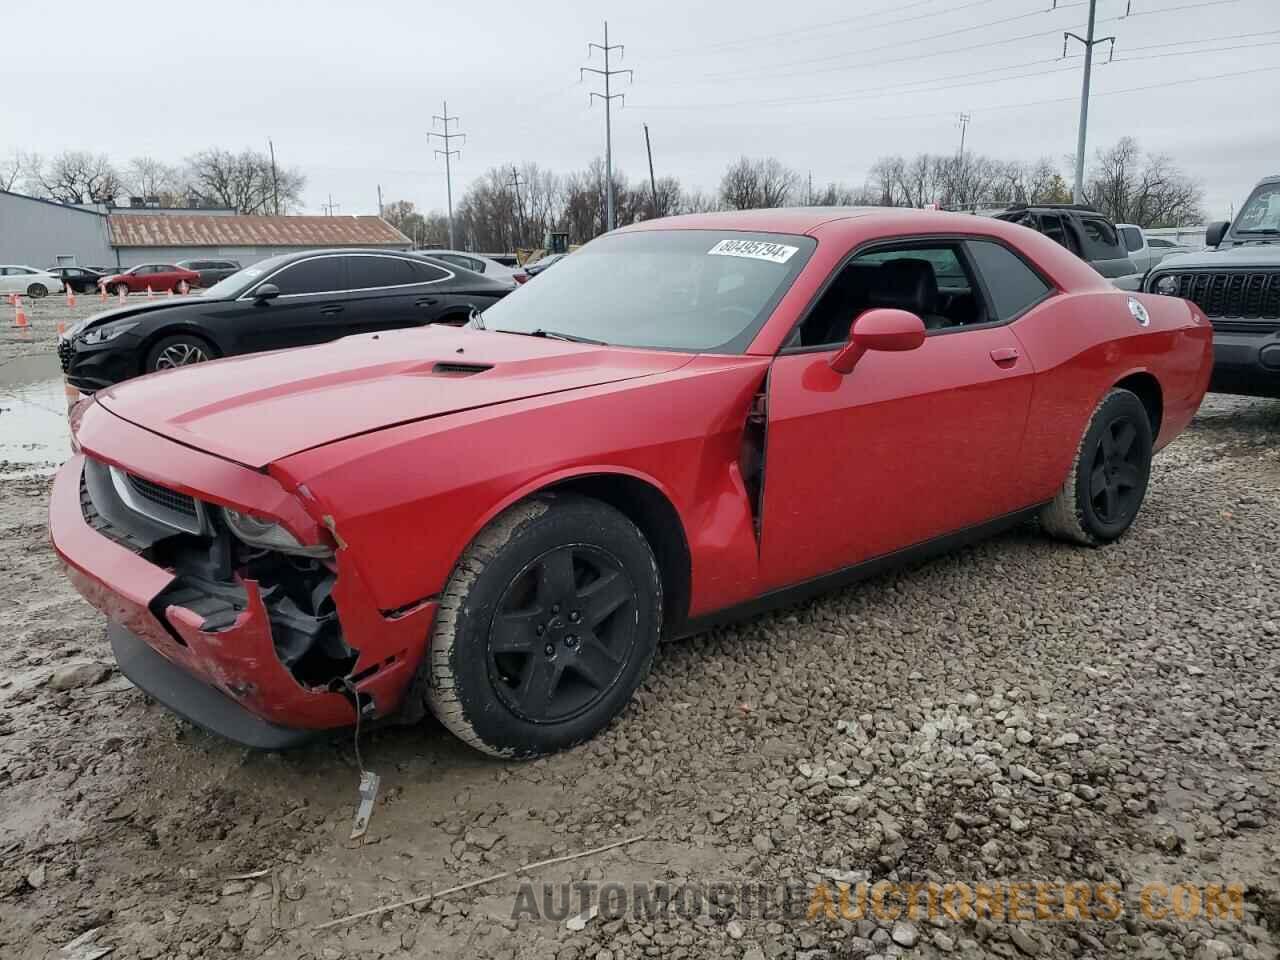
221, 507, 332, 558
1154, 275, 1180, 296
80, 320, 138, 344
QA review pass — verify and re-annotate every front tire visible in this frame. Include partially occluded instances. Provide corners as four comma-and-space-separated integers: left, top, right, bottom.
1040, 388, 1153, 545
27, 283, 47, 298
114, 283, 130, 297
145, 333, 218, 372
425, 493, 661, 758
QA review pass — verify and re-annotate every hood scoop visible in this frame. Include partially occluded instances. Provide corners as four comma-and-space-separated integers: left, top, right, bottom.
431, 361, 493, 376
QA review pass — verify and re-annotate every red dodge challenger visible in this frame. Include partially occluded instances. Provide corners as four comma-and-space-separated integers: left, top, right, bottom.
50, 209, 1213, 756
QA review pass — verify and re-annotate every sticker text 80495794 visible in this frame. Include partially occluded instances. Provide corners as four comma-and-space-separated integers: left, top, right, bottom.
707, 239, 799, 264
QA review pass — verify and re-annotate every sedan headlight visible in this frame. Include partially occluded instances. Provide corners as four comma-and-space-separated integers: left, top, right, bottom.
221, 507, 332, 557
1154, 275, 1180, 296
81, 320, 139, 344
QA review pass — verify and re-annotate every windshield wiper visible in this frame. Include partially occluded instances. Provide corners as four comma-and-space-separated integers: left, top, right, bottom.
497, 328, 608, 346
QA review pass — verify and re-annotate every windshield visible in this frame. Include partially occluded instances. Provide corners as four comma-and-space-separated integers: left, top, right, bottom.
1235, 183, 1280, 234
201, 254, 293, 299
481, 230, 815, 352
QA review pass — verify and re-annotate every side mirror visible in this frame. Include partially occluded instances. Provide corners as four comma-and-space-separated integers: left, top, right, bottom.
1204, 221, 1229, 248
252, 282, 280, 301
830, 308, 927, 375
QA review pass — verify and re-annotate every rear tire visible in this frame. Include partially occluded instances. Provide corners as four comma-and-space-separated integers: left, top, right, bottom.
1040, 388, 1152, 546
425, 493, 661, 758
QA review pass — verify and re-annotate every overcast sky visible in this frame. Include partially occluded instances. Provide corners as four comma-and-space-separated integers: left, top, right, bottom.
4, 0, 1277, 220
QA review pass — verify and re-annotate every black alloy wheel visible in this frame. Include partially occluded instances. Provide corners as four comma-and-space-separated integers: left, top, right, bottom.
1088, 415, 1143, 526
487, 544, 638, 724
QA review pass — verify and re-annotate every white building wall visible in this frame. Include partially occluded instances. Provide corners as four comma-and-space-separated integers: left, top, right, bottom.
0, 191, 114, 267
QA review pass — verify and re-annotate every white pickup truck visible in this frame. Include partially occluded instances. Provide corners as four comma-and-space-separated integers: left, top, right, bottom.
1117, 224, 1189, 276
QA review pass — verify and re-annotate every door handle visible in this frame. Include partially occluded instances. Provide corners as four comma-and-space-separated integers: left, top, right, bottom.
320, 304, 344, 316
990, 346, 1020, 366
416, 297, 439, 308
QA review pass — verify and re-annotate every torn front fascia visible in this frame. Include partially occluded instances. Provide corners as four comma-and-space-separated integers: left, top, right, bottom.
149, 532, 359, 689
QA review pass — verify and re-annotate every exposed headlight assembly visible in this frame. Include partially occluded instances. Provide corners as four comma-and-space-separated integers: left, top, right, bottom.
221, 507, 332, 558
1154, 275, 1180, 296
80, 320, 138, 344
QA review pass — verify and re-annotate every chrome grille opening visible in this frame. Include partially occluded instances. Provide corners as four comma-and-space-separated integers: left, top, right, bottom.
108, 466, 208, 535
127, 474, 198, 519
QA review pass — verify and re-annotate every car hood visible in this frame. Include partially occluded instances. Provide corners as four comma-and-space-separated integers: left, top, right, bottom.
95, 325, 694, 468
63, 297, 228, 338
1151, 244, 1280, 272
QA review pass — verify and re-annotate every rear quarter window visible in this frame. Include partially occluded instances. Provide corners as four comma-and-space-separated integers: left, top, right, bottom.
967, 240, 1053, 321
1079, 218, 1125, 261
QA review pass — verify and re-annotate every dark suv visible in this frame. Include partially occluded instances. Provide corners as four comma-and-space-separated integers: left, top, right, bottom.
176, 258, 241, 287
995, 204, 1142, 289
1145, 176, 1280, 398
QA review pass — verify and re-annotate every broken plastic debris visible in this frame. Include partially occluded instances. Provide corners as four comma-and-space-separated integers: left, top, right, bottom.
350, 770, 381, 841
566, 904, 600, 931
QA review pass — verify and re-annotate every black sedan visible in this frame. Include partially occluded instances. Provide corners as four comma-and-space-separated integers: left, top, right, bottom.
46, 265, 113, 293
59, 249, 512, 392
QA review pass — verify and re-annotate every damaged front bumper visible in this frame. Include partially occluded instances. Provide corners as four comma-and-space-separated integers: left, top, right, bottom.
50, 446, 437, 749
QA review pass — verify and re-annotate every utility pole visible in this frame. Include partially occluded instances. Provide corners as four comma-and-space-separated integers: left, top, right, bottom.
268, 138, 279, 215
429, 101, 465, 248
322, 194, 340, 216
807, 170, 813, 206
1062, 0, 1115, 204
957, 113, 971, 160
643, 123, 658, 217
377, 183, 383, 219
509, 165, 526, 249
581, 21, 632, 233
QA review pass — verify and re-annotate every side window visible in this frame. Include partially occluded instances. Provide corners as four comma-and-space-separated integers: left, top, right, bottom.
1038, 214, 1071, 250
793, 242, 985, 347
1120, 226, 1144, 252
270, 257, 342, 295
465, 256, 485, 273
966, 240, 1052, 322
1079, 218, 1124, 260
435, 254, 467, 270
405, 259, 449, 283
346, 256, 415, 290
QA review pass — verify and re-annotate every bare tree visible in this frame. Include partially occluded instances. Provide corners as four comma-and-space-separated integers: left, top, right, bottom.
33, 150, 122, 204
185, 148, 305, 214
718, 156, 799, 210
0, 150, 37, 192
124, 156, 186, 205
1085, 137, 1203, 227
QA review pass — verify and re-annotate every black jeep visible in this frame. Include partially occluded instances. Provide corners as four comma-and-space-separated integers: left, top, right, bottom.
1145, 176, 1280, 398
995, 203, 1143, 290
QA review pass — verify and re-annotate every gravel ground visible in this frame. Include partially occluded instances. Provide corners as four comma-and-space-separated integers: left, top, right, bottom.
0, 317, 1276, 958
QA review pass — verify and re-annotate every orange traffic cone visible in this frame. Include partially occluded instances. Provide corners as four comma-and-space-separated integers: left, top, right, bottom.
166, 287, 173, 297
66, 284, 76, 307
5, 293, 14, 306
12, 296, 29, 330
99, 282, 107, 303
146, 285, 154, 298
57, 320, 66, 335
117, 286, 126, 305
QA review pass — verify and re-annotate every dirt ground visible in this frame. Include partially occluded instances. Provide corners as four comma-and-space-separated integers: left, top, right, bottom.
0, 295, 1277, 959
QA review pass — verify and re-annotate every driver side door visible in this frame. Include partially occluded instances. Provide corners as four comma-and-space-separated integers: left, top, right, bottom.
758, 239, 1040, 591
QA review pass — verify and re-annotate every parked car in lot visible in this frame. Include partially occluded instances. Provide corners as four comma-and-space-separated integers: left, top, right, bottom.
49, 209, 1213, 756
1117, 224, 1187, 275
100, 263, 201, 296
58, 249, 512, 392
1145, 175, 1280, 397
45, 265, 113, 294
523, 252, 567, 277
995, 205, 1144, 289
176, 258, 241, 287
0, 264, 65, 298
423, 249, 522, 287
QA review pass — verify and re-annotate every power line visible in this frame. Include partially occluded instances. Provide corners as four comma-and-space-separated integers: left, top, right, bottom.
649, 0, 985, 61
428, 100, 464, 249
580, 21, 632, 233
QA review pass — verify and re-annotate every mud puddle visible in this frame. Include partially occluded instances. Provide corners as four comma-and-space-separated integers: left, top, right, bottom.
0, 353, 73, 477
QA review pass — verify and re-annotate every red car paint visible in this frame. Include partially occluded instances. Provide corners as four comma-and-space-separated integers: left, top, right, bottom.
49, 209, 1213, 737
102, 264, 201, 293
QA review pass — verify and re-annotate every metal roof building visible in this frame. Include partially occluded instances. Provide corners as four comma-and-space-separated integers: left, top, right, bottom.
107, 213, 412, 267
0, 189, 411, 269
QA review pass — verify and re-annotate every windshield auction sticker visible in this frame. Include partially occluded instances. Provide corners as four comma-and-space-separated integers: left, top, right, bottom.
707, 239, 799, 264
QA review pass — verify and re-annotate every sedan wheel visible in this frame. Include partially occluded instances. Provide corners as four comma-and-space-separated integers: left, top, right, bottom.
425, 493, 661, 758
27, 283, 47, 298
114, 283, 130, 297
146, 335, 218, 373
1040, 388, 1153, 545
